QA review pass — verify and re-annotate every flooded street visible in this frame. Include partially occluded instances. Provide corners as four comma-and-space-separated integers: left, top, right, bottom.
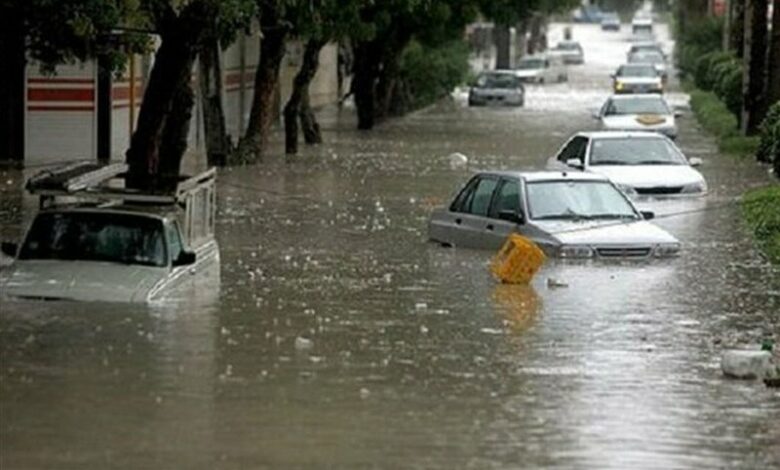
2, 23, 779, 469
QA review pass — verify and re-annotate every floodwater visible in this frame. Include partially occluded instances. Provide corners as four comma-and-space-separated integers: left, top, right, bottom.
2, 23, 779, 469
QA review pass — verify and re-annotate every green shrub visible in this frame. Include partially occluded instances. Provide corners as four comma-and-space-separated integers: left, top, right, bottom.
712, 59, 743, 118
689, 89, 739, 137
757, 102, 780, 164
695, 51, 733, 91
742, 185, 780, 263
676, 17, 724, 78
720, 136, 759, 157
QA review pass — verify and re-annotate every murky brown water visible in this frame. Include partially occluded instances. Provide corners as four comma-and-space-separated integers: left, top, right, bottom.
2, 23, 779, 469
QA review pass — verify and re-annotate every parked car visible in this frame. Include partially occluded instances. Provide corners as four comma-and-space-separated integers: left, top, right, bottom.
595, 94, 679, 139
546, 131, 707, 197
468, 71, 525, 106
514, 54, 567, 84
0, 163, 220, 302
549, 41, 585, 65
601, 12, 621, 31
572, 5, 603, 23
612, 64, 663, 94
631, 15, 653, 36
628, 50, 668, 82
428, 171, 680, 258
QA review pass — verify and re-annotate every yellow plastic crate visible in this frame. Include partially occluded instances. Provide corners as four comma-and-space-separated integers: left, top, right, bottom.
491, 234, 546, 284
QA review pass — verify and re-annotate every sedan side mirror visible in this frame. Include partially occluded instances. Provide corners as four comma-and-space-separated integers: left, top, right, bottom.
566, 158, 584, 169
173, 250, 197, 267
640, 211, 655, 220
498, 210, 525, 225
1, 242, 18, 258
688, 157, 703, 167
674, 110, 684, 118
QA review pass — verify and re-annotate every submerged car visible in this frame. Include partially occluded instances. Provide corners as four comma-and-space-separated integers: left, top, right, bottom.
546, 131, 707, 197
550, 41, 585, 65
601, 12, 621, 31
514, 55, 567, 84
0, 163, 220, 302
612, 64, 663, 94
469, 71, 525, 106
628, 42, 666, 60
595, 94, 678, 139
631, 15, 653, 36
428, 171, 680, 257
628, 50, 668, 81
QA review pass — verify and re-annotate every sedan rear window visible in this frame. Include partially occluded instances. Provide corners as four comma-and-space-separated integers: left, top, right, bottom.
19, 212, 167, 267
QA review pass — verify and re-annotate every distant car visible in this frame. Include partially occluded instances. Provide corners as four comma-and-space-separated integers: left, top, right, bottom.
428, 171, 680, 258
572, 5, 603, 23
0, 163, 220, 302
546, 131, 707, 197
627, 50, 668, 81
514, 54, 567, 84
601, 12, 621, 31
550, 41, 585, 65
612, 64, 663, 94
468, 71, 525, 107
632, 16, 654, 36
628, 42, 666, 60
595, 94, 678, 139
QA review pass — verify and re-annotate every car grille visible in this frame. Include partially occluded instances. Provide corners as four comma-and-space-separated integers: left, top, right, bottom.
596, 247, 652, 258
635, 186, 683, 195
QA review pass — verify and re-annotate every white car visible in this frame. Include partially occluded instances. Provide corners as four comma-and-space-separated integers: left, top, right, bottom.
428, 171, 680, 257
468, 71, 525, 106
546, 132, 707, 197
628, 42, 666, 60
514, 55, 567, 84
0, 163, 220, 302
549, 41, 585, 65
628, 50, 668, 81
595, 94, 679, 139
632, 15, 653, 36
612, 64, 664, 94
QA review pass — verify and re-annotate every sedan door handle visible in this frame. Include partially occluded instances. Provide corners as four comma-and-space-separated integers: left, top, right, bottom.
486, 224, 494, 231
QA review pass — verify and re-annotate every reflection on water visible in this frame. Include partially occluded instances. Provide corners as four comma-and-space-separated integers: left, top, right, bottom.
1, 21, 779, 470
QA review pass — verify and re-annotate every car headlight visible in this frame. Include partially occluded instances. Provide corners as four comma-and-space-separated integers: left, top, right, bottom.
654, 243, 681, 257
680, 181, 707, 193
615, 81, 624, 90
558, 245, 594, 258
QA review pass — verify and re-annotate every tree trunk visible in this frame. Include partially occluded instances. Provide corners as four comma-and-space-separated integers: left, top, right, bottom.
494, 25, 511, 69
126, 30, 198, 188
235, 8, 288, 162
767, 0, 780, 104
352, 39, 380, 130
157, 81, 195, 186
284, 38, 324, 155
300, 90, 322, 145
199, 37, 231, 166
741, 0, 769, 135
730, 0, 746, 56
0, 7, 26, 165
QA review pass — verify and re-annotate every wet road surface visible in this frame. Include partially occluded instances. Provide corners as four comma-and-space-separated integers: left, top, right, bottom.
1, 22, 779, 469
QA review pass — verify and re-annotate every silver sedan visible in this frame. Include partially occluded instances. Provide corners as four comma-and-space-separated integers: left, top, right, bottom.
428, 171, 680, 258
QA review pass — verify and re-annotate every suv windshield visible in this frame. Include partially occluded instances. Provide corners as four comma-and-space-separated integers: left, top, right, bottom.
476, 73, 521, 89
19, 212, 168, 267
604, 97, 670, 115
527, 181, 637, 220
590, 137, 686, 166
617, 65, 658, 77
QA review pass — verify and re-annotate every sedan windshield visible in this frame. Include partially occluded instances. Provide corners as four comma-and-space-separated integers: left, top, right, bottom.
617, 65, 658, 78
604, 97, 670, 115
590, 137, 686, 165
629, 52, 664, 64
476, 73, 521, 89
527, 181, 637, 220
556, 42, 580, 51
518, 59, 544, 70
19, 212, 167, 267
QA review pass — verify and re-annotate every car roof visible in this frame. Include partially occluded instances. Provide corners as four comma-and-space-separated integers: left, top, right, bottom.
576, 131, 671, 140
39, 204, 173, 220
477, 170, 609, 183
607, 94, 666, 101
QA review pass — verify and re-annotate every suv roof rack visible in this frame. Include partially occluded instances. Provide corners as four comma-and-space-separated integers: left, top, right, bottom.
27, 161, 217, 208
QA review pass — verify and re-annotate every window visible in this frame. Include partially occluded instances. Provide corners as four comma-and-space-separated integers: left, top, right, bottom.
166, 221, 184, 264
589, 137, 686, 166
557, 136, 588, 163
450, 177, 479, 212
526, 181, 637, 220
489, 179, 522, 219
469, 177, 499, 216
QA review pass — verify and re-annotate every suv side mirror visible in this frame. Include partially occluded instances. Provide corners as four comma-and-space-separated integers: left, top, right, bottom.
498, 210, 525, 225
640, 211, 655, 220
173, 251, 197, 267
1, 242, 18, 258
566, 158, 584, 169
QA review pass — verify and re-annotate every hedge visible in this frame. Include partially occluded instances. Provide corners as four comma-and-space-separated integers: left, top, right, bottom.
742, 185, 780, 264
